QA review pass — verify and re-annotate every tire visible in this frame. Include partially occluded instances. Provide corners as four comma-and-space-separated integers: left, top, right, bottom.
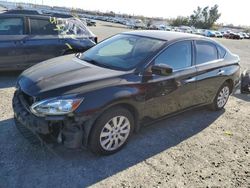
89, 107, 134, 155
209, 82, 231, 111
241, 72, 250, 94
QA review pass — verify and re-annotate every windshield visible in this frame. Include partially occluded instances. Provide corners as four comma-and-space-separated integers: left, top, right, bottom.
80, 34, 165, 70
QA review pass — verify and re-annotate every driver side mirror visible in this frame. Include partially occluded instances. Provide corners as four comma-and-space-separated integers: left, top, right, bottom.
151, 64, 173, 76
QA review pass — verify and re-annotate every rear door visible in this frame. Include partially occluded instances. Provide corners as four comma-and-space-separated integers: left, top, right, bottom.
0, 16, 28, 70
194, 40, 227, 104
24, 16, 67, 66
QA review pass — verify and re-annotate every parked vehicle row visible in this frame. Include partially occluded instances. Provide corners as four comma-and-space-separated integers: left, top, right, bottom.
222, 31, 250, 39
84, 14, 250, 40
194, 29, 249, 40
3, 8, 250, 40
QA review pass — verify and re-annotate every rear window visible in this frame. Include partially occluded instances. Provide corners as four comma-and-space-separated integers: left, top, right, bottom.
30, 18, 58, 35
195, 41, 218, 65
0, 18, 23, 35
217, 45, 227, 58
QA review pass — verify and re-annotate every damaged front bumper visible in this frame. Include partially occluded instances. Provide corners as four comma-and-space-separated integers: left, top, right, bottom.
12, 90, 91, 149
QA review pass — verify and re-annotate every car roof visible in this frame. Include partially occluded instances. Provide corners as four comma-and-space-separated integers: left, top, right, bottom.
0, 13, 50, 18
0, 13, 72, 19
123, 30, 206, 41
3, 9, 40, 15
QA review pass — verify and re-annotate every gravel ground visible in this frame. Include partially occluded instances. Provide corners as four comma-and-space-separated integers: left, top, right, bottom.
0, 21, 250, 188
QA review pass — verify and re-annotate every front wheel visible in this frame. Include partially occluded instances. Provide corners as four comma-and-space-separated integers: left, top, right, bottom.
89, 107, 134, 155
209, 82, 231, 111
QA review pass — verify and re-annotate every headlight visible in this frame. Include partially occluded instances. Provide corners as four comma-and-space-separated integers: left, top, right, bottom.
30, 97, 83, 116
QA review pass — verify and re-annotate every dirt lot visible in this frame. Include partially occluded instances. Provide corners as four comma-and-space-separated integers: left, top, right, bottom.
0, 21, 249, 188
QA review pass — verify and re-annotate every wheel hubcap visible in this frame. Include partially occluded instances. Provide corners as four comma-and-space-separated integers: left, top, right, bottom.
100, 116, 130, 151
217, 86, 230, 108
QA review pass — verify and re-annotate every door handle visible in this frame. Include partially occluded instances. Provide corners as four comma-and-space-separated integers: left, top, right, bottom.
217, 70, 225, 75
183, 77, 196, 84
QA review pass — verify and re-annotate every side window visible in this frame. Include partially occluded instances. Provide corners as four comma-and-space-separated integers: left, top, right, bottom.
30, 18, 57, 35
196, 41, 218, 64
217, 45, 227, 58
0, 18, 23, 35
154, 41, 192, 70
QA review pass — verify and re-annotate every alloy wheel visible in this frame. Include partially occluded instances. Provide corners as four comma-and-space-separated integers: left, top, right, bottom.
217, 86, 230, 108
100, 116, 131, 151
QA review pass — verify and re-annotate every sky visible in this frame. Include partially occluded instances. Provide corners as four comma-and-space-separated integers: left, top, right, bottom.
6, 0, 250, 26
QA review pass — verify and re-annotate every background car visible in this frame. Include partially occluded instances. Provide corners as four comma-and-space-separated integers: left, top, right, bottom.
193, 29, 206, 36
178, 26, 193, 33
0, 14, 97, 71
86, 19, 96, 26
215, 31, 223, 38
224, 32, 241, 39
205, 30, 216, 37
13, 31, 241, 155
238, 33, 244, 39
241, 33, 250, 39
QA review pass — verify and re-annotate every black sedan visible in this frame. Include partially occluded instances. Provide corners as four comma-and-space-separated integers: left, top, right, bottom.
0, 14, 96, 71
13, 31, 241, 155
224, 32, 241, 40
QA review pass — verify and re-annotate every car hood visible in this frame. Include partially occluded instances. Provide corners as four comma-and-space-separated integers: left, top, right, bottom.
18, 55, 126, 97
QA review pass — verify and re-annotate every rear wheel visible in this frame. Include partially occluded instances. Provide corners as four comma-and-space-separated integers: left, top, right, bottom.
89, 107, 134, 155
209, 82, 231, 111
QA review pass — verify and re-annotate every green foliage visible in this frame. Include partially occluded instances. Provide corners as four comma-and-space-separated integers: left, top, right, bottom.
170, 5, 221, 29
244, 28, 250, 33
170, 16, 189, 27
190, 4, 221, 29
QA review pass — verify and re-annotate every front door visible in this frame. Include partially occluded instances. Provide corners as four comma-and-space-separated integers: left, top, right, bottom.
143, 40, 198, 119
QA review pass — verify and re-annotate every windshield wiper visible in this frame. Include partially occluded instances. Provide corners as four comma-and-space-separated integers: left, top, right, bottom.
81, 56, 120, 70
84, 58, 115, 70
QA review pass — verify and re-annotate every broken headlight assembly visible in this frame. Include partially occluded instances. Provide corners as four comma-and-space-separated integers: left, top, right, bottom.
30, 97, 83, 116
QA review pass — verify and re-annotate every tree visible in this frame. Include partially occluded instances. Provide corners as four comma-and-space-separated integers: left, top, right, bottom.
244, 28, 250, 33
147, 19, 154, 28
170, 16, 189, 27
190, 4, 221, 29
